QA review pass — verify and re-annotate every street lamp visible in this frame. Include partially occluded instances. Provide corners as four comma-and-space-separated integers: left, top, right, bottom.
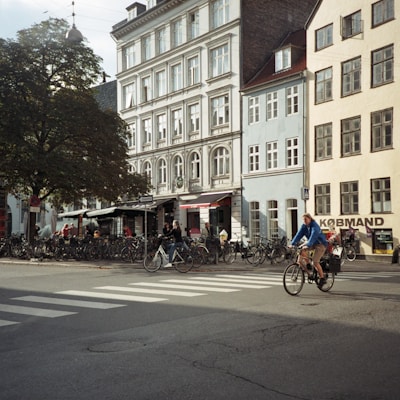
66, 1, 83, 43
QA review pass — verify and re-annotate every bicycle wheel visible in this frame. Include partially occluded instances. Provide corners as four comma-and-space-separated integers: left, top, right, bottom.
271, 246, 286, 264
174, 248, 194, 273
283, 263, 305, 296
192, 246, 207, 268
246, 245, 262, 265
143, 251, 162, 272
317, 272, 335, 292
120, 246, 134, 263
346, 245, 356, 261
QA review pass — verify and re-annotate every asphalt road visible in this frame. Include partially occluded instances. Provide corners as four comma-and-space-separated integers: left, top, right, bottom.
0, 258, 399, 400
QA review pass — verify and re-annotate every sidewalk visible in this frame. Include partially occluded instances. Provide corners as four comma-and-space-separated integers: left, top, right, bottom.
0, 256, 398, 273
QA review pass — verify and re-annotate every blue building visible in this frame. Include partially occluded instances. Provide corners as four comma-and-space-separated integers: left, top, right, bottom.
241, 30, 308, 243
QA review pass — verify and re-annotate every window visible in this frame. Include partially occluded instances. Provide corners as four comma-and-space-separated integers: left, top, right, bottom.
172, 109, 183, 136
211, 94, 229, 127
267, 91, 278, 120
341, 116, 361, 156
316, 24, 333, 51
158, 159, 167, 184
187, 55, 200, 86
188, 103, 200, 133
143, 161, 152, 183
287, 138, 299, 167
172, 19, 183, 48
275, 47, 291, 72
213, 147, 230, 176
155, 70, 166, 98
142, 35, 152, 62
141, 76, 151, 102
156, 28, 167, 55
123, 44, 135, 70
127, 122, 136, 148
249, 202, 260, 242
372, 45, 393, 87
157, 114, 166, 141
342, 10, 362, 38
315, 67, 332, 104
267, 200, 279, 239
210, 44, 229, 78
142, 118, 152, 145
123, 82, 135, 109
211, 0, 229, 29
371, 108, 393, 151
248, 96, 259, 124
189, 152, 201, 180
249, 145, 260, 172
173, 156, 183, 180
371, 177, 391, 212
188, 10, 200, 40
315, 184, 331, 215
341, 181, 359, 214
171, 63, 183, 92
342, 57, 361, 96
315, 123, 332, 161
287, 85, 299, 115
266, 141, 278, 170
372, 0, 394, 27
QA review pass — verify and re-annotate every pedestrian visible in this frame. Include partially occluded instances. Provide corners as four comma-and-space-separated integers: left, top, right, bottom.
165, 220, 187, 268
123, 225, 133, 237
162, 222, 171, 235
290, 213, 328, 288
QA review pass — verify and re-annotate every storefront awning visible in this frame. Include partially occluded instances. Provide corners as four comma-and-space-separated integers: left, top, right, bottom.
58, 208, 91, 218
86, 205, 155, 218
180, 192, 231, 209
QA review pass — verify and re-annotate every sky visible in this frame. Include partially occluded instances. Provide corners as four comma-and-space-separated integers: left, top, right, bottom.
0, 0, 146, 81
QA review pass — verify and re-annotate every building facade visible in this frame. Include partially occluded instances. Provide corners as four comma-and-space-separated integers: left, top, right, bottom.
241, 30, 308, 244
111, 0, 317, 238
306, 0, 399, 258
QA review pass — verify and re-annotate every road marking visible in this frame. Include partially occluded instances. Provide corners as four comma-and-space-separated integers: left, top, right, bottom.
212, 275, 282, 285
95, 286, 206, 297
166, 278, 271, 289
57, 290, 167, 303
0, 304, 76, 318
0, 319, 20, 327
130, 282, 239, 292
12, 296, 126, 309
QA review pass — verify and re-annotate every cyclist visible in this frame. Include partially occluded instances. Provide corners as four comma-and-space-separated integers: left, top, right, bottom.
165, 220, 188, 268
290, 213, 328, 288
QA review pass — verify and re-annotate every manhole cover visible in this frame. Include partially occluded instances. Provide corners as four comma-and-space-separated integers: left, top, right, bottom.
88, 341, 145, 353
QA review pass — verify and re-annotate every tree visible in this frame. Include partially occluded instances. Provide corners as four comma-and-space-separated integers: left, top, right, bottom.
0, 19, 150, 241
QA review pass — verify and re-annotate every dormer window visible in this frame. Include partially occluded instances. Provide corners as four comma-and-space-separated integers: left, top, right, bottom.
275, 47, 291, 72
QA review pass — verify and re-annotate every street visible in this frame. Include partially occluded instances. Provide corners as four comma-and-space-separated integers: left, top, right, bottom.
0, 260, 399, 400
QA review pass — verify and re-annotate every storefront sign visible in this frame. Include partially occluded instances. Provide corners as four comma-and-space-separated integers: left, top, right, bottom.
319, 217, 385, 228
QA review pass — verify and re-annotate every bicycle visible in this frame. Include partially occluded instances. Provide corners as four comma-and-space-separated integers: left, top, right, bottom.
227, 233, 259, 264
283, 246, 338, 296
143, 237, 193, 273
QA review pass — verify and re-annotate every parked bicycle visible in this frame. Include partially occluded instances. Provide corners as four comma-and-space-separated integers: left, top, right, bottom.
143, 237, 193, 273
283, 246, 339, 296
226, 233, 259, 264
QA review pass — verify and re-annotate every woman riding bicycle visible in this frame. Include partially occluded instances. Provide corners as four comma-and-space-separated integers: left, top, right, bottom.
165, 220, 188, 268
290, 213, 328, 288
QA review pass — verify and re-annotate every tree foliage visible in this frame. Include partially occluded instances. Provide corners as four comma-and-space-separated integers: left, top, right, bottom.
0, 18, 150, 208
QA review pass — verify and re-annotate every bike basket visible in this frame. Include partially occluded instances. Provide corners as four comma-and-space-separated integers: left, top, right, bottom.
328, 254, 342, 273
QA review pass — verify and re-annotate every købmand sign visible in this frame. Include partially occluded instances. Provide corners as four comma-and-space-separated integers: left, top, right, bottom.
319, 217, 385, 229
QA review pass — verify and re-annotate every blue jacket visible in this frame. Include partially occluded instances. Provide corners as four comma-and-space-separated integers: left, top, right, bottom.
291, 220, 328, 247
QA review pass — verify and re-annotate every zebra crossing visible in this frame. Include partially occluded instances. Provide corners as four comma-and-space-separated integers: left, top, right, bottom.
0, 271, 398, 328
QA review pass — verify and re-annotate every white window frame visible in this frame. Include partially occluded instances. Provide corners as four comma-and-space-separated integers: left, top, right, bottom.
213, 147, 230, 176
171, 63, 183, 92
156, 27, 167, 55
267, 200, 279, 239
248, 96, 260, 124
142, 35, 152, 62
158, 159, 167, 184
157, 113, 167, 141
123, 44, 135, 70
141, 76, 152, 103
172, 19, 183, 48
286, 137, 299, 167
266, 141, 278, 170
188, 9, 200, 40
287, 85, 299, 116
249, 145, 260, 172
210, 43, 229, 78
267, 91, 278, 120
211, 0, 229, 29
127, 122, 136, 148
143, 118, 152, 145
123, 82, 135, 109
211, 94, 229, 128
172, 108, 183, 137
187, 55, 200, 86
188, 103, 200, 133
155, 70, 166, 98
190, 152, 201, 180
275, 47, 291, 72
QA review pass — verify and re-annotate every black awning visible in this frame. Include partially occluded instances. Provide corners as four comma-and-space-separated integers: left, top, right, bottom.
180, 192, 231, 209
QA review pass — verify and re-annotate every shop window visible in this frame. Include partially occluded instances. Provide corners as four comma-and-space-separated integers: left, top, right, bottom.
372, 229, 393, 254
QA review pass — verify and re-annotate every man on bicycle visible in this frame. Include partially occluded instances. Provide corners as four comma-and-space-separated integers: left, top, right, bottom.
290, 213, 328, 288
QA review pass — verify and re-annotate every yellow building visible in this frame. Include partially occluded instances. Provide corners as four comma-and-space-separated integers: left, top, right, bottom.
306, 0, 399, 259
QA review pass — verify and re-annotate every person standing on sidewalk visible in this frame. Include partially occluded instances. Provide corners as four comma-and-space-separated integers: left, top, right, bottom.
290, 213, 328, 288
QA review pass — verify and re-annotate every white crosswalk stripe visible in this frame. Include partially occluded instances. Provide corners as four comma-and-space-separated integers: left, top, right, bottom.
95, 286, 206, 297
130, 282, 239, 292
56, 290, 167, 303
0, 304, 76, 318
12, 296, 126, 309
0, 319, 20, 327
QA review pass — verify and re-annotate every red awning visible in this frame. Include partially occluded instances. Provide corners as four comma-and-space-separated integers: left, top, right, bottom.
180, 192, 231, 209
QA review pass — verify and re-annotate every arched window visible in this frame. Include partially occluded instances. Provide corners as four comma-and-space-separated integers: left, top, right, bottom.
212, 147, 229, 176
189, 152, 201, 180
173, 155, 183, 180
158, 158, 167, 184
143, 161, 152, 184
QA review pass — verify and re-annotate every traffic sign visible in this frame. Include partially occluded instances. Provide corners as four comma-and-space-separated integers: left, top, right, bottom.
139, 195, 153, 203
